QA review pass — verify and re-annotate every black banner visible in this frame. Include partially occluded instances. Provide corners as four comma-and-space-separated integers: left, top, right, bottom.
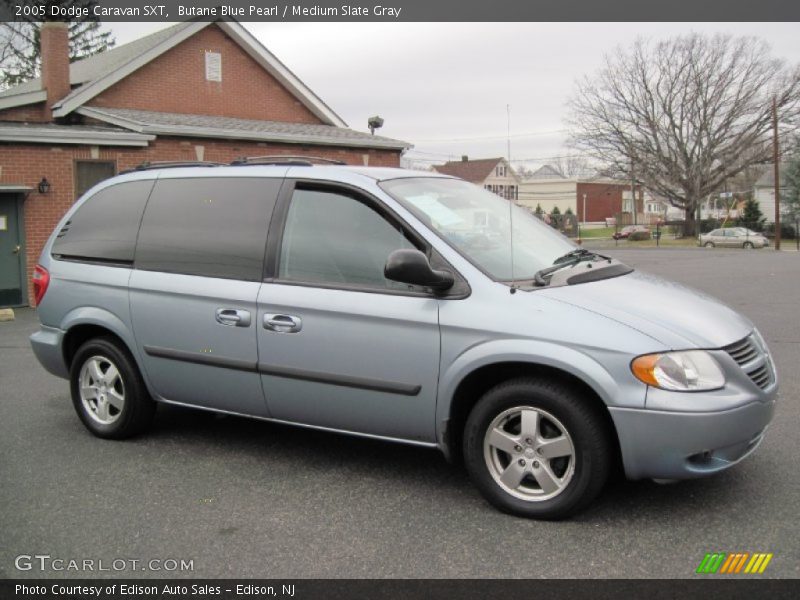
2, 0, 800, 22
3, 579, 800, 600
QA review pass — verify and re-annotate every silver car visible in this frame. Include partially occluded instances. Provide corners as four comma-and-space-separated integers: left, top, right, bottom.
699, 227, 769, 248
30, 163, 778, 519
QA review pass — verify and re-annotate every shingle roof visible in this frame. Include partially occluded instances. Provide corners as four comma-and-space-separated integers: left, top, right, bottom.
1, 21, 347, 127
79, 107, 410, 150
0, 23, 192, 99
530, 165, 566, 179
432, 157, 505, 182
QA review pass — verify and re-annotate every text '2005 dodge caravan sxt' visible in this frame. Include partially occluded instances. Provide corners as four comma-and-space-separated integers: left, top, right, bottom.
30, 160, 778, 519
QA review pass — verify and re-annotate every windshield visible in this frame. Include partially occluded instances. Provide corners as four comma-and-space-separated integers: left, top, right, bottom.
380, 177, 575, 280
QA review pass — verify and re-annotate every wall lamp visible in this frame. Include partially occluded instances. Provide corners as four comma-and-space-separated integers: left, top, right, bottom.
38, 177, 51, 194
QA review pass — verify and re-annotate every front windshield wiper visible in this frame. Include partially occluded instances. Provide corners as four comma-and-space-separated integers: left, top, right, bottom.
533, 248, 611, 287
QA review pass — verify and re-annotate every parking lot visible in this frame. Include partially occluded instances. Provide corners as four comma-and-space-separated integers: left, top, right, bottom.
1, 248, 798, 579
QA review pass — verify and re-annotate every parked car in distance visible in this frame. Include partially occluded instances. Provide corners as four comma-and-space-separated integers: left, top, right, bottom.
612, 225, 650, 240
30, 161, 778, 520
699, 228, 769, 249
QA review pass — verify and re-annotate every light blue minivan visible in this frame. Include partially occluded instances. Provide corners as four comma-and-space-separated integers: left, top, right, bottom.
30, 160, 778, 518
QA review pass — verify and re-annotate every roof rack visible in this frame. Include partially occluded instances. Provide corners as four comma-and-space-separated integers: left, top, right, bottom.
230, 155, 347, 167
121, 161, 226, 174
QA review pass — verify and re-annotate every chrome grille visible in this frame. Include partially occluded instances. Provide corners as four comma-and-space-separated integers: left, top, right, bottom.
723, 334, 773, 390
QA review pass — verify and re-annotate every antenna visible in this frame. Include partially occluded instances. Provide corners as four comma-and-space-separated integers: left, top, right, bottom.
506, 104, 515, 291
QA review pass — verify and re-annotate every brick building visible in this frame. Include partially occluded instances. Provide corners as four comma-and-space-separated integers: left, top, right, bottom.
575, 179, 644, 224
0, 20, 408, 307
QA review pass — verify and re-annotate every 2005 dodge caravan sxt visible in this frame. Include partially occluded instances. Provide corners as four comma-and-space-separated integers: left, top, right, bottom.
30, 161, 778, 519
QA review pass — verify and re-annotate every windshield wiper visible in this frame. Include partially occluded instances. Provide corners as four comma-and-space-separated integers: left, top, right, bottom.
533, 248, 610, 287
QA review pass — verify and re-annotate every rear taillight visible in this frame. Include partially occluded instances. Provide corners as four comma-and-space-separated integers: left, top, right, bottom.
32, 265, 50, 306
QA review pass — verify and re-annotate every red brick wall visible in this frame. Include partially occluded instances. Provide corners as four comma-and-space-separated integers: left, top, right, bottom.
0, 104, 50, 123
576, 182, 643, 222
86, 24, 323, 124
0, 138, 400, 304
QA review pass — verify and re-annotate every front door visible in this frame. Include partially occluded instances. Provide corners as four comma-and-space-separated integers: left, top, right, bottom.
0, 194, 25, 307
257, 183, 441, 443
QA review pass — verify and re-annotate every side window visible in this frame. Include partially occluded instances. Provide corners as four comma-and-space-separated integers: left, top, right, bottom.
135, 177, 279, 281
278, 188, 418, 290
52, 180, 153, 263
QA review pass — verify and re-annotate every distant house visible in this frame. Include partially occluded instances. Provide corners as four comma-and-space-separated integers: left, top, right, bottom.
518, 168, 644, 222
754, 165, 789, 223
0, 20, 408, 307
518, 167, 577, 215
433, 156, 519, 200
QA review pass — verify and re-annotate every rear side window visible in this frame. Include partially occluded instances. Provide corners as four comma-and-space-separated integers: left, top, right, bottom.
52, 180, 153, 263
135, 177, 279, 281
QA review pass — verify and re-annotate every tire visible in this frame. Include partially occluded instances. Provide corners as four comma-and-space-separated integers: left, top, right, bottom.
743, 242, 754, 249
704, 242, 715, 248
70, 337, 155, 439
463, 378, 612, 519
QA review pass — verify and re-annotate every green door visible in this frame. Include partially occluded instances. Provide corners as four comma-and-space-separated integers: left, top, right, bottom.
0, 194, 25, 307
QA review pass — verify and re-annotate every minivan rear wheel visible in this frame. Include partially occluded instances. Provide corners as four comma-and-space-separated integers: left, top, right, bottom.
463, 378, 611, 519
70, 337, 155, 439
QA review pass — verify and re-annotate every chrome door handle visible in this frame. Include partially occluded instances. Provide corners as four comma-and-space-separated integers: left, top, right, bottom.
12, 244, 21, 255
215, 308, 251, 327
263, 314, 302, 333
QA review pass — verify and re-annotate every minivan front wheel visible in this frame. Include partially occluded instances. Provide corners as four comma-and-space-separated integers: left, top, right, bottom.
463, 378, 611, 519
70, 338, 155, 439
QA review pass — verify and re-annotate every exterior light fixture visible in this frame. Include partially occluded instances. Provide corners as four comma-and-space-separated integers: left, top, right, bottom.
38, 177, 51, 194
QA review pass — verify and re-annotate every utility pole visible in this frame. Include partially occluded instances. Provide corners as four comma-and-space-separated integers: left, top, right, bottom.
582, 193, 587, 225
630, 157, 637, 225
772, 96, 781, 251
506, 104, 511, 163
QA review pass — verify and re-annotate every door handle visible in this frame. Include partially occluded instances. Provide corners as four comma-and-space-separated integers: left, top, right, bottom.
215, 308, 251, 327
12, 244, 21, 255
263, 314, 302, 333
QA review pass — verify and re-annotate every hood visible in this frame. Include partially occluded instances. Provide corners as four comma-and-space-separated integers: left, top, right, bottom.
538, 270, 752, 349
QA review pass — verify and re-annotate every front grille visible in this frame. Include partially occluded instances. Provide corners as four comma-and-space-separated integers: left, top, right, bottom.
723, 334, 774, 390
724, 336, 759, 366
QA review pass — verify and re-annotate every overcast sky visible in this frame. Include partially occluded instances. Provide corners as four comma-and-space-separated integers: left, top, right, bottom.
109, 22, 800, 170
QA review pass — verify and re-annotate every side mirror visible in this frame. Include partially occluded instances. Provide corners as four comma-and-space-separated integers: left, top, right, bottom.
384, 249, 454, 291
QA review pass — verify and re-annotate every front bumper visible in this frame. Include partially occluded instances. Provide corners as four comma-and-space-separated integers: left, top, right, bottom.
609, 399, 776, 480
30, 326, 69, 379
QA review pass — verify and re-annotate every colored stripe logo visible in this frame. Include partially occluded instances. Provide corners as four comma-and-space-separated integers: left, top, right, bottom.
696, 552, 773, 574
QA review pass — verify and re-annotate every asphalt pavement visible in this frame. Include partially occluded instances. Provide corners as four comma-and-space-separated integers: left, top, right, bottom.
1, 248, 798, 579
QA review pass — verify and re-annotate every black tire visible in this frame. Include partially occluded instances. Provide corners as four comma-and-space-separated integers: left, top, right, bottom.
463, 378, 612, 519
704, 242, 715, 248
69, 337, 155, 439
743, 242, 754, 249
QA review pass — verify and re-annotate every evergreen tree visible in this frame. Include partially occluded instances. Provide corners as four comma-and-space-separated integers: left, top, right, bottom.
1, 2, 114, 89
551, 206, 561, 216
534, 203, 543, 216
564, 207, 574, 215
741, 198, 765, 231
784, 139, 800, 223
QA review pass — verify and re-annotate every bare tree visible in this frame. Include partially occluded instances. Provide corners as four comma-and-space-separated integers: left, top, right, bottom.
550, 152, 591, 179
0, 2, 114, 89
567, 33, 800, 234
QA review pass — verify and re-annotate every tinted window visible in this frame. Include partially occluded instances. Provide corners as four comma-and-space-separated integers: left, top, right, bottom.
52, 180, 153, 263
278, 188, 417, 290
136, 177, 278, 281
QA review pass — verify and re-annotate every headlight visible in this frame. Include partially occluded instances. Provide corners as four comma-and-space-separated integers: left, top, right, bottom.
631, 350, 725, 391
